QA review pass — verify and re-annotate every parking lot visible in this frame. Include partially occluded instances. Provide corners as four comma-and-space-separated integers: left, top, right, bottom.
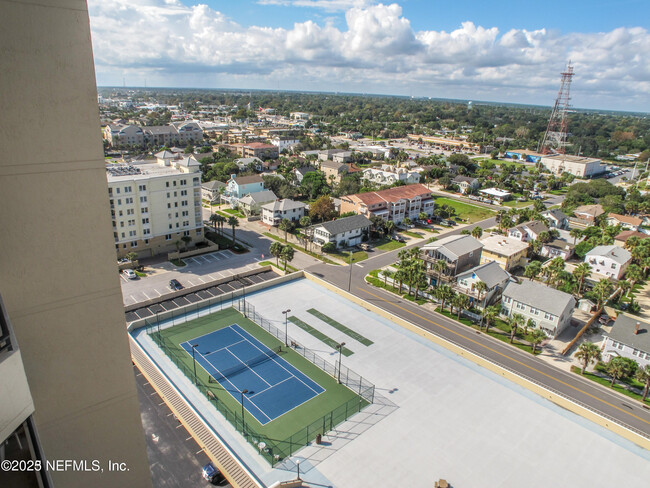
120, 249, 268, 307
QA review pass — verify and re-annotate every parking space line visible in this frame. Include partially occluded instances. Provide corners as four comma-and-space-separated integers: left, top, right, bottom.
187, 280, 195, 286
142, 291, 151, 300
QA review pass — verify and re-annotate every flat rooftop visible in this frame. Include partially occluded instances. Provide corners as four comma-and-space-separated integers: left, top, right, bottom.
542, 154, 602, 164
480, 234, 529, 256
106, 160, 185, 182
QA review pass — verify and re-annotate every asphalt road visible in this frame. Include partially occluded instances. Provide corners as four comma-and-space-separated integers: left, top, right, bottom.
307, 218, 650, 441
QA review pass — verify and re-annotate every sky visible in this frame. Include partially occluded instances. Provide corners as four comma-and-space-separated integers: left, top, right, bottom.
88, 0, 650, 111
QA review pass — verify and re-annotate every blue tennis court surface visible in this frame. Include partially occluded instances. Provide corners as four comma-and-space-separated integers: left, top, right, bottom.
180, 324, 324, 425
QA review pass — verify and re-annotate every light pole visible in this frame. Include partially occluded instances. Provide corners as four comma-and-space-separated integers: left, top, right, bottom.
282, 309, 291, 346
240, 389, 249, 435
348, 250, 353, 291
296, 459, 301, 480
336, 342, 346, 384
191, 344, 199, 385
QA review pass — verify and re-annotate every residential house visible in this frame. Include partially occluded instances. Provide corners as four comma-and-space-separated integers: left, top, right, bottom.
340, 184, 434, 224
541, 239, 575, 260
501, 280, 576, 338
452, 175, 480, 194
570, 204, 605, 229
362, 166, 421, 186
602, 314, 650, 368
421, 234, 483, 285
614, 230, 650, 248
455, 261, 511, 307
584, 245, 632, 280
270, 136, 300, 152
294, 166, 317, 184
224, 174, 265, 206
227, 142, 279, 159
320, 160, 349, 184
311, 214, 371, 248
201, 180, 226, 204
605, 213, 642, 231
332, 151, 354, 164
235, 157, 263, 171
542, 208, 569, 230
508, 220, 549, 243
318, 149, 347, 161
261, 199, 307, 226
479, 188, 511, 202
238, 190, 277, 216
479, 234, 529, 272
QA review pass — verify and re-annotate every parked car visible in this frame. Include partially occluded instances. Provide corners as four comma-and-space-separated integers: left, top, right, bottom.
393, 236, 406, 243
202, 463, 221, 483
360, 243, 371, 251
122, 269, 137, 280
169, 279, 183, 291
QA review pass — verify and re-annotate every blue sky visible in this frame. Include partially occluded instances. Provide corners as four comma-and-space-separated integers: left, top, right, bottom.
88, 1, 650, 111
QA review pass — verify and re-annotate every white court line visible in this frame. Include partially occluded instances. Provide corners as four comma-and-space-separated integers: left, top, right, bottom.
204, 339, 246, 356
225, 346, 272, 388
249, 376, 292, 399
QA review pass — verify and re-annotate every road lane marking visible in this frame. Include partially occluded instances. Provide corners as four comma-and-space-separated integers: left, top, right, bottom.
359, 286, 650, 427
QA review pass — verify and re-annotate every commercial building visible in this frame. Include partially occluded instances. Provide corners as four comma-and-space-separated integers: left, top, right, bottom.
479, 235, 529, 272
479, 187, 511, 202
340, 184, 434, 224
501, 280, 576, 338
540, 154, 607, 178
602, 314, 650, 368
0, 2, 151, 486
107, 154, 203, 259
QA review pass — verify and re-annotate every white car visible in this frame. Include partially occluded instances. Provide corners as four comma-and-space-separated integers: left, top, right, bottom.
123, 269, 137, 280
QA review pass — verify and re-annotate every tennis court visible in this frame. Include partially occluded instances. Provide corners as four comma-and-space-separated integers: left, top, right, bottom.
181, 324, 325, 425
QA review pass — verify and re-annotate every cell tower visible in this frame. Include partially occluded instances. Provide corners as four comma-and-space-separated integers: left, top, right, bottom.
540, 62, 574, 155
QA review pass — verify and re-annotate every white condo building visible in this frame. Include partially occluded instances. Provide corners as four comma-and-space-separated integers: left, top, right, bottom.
107, 152, 203, 258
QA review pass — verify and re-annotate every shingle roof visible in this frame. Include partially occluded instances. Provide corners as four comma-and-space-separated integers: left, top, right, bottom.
542, 208, 567, 222
422, 234, 483, 259
348, 184, 432, 206
295, 166, 316, 176
607, 314, 650, 353
503, 280, 576, 316
261, 199, 307, 212
607, 213, 643, 226
574, 204, 604, 218
585, 245, 632, 265
233, 174, 264, 185
202, 180, 226, 190
316, 214, 372, 236
511, 220, 548, 236
154, 150, 176, 159
456, 261, 510, 288
452, 175, 478, 184
239, 190, 277, 205
615, 230, 650, 241
320, 160, 348, 171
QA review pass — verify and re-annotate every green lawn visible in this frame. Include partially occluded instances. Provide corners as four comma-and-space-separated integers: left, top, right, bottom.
571, 366, 650, 405
502, 199, 532, 208
328, 250, 369, 264
263, 233, 340, 265
374, 238, 406, 251
169, 258, 186, 267
434, 197, 496, 224
402, 230, 424, 239
155, 307, 365, 459
258, 260, 298, 273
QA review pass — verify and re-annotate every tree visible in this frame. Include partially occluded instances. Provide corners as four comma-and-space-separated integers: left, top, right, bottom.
281, 244, 295, 273
227, 216, 239, 245
483, 305, 500, 333
403, 217, 412, 227
453, 293, 471, 320
524, 261, 543, 281
309, 195, 336, 222
471, 226, 483, 239
300, 171, 329, 200
432, 259, 448, 286
546, 257, 566, 288
474, 280, 488, 308
625, 264, 644, 285
530, 329, 546, 354
575, 342, 602, 374
125, 251, 138, 264
385, 220, 395, 236
279, 218, 294, 242
572, 263, 592, 296
510, 313, 525, 343
435, 285, 455, 312
381, 269, 394, 288
635, 365, 650, 402
594, 279, 614, 308
606, 357, 633, 387
181, 235, 192, 251
418, 212, 428, 221
569, 228, 583, 245
209, 213, 219, 232
174, 239, 182, 255
269, 241, 284, 267
299, 215, 312, 228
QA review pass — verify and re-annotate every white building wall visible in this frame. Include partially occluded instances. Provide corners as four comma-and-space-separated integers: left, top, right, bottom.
603, 337, 650, 368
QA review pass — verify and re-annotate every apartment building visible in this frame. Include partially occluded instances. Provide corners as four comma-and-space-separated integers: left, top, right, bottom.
107, 154, 203, 259
1, 2, 151, 486
340, 184, 434, 224
362, 165, 421, 186
226, 142, 279, 159
104, 121, 203, 148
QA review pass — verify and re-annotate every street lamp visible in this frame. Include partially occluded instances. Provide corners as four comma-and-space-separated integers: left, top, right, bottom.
336, 342, 346, 384
191, 344, 199, 385
240, 389, 249, 435
282, 309, 291, 346
296, 459, 301, 480
348, 250, 353, 291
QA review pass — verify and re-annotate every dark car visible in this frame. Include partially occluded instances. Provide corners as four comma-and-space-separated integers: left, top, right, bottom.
202, 463, 221, 483
169, 279, 183, 291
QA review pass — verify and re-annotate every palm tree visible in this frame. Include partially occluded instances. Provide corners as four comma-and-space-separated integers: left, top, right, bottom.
453, 294, 471, 320
281, 244, 295, 273
269, 241, 283, 267
435, 285, 454, 312
209, 213, 219, 232
606, 357, 631, 387
471, 226, 483, 239
474, 280, 488, 308
279, 218, 293, 242
625, 264, 644, 287
572, 263, 592, 296
569, 228, 583, 245
530, 329, 546, 354
125, 251, 138, 264
524, 261, 542, 282
432, 259, 448, 286
382, 269, 394, 288
385, 220, 395, 236
575, 342, 602, 374
216, 214, 227, 235
174, 239, 182, 256
635, 365, 650, 402
483, 305, 500, 333
594, 279, 614, 309
547, 257, 565, 288
510, 313, 525, 343
181, 235, 192, 251
618, 280, 632, 298
299, 215, 311, 228
227, 216, 239, 245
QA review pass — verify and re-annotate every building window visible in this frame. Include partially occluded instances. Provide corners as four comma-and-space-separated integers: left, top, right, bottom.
142, 218, 149, 224
116, 187, 120, 194
141, 207, 148, 213
611, 263, 617, 269
166, 181, 170, 188
125, 197, 133, 204
165, 234, 172, 240
131, 241, 137, 247
138, 184, 146, 191
140, 196, 147, 203
127, 209, 134, 215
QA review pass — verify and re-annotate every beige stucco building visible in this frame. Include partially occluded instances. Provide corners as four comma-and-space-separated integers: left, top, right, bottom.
0, 2, 152, 487
479, 235, 529, 271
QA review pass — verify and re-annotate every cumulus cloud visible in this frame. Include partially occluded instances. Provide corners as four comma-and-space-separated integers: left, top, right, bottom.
88, 0, 650, 110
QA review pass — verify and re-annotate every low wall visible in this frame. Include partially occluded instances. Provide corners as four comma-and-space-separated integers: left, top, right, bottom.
167, 240, 219, 261
303, 272, 650, 450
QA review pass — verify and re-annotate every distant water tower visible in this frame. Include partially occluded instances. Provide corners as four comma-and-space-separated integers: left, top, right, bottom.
468, 101, 473, 110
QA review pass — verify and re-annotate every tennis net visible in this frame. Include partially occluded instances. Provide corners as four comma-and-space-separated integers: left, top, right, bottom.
210, 349, 280, 382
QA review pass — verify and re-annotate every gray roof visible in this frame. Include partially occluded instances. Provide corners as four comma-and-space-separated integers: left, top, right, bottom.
295, 166, 316, 176
456, 261, 510, 288
320, 160, 348, 171
607, 314, 650, 353
239, 190, 277, 205
236, 157, 262, 165
543, 239, 574, 250
202, 180, 226, 190
542, 208, 568, 222
177, 155, 200, 167
512, 220, 548, 236
261, 198, 307, 212
154, 150, 175, 159
585, 245, 632, 265
233, 174, 264, 185
502, 280, 576, 316
316, 214, 372, 236
452, 175, 478, 184
422, 234, 483, 260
